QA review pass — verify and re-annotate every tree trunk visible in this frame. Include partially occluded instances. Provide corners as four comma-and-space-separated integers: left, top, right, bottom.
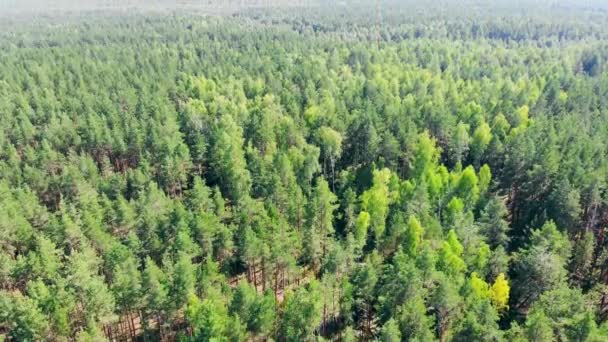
331, 158, 336, 192
323, 302, 327, 336
274, 267, 279, 301
252, 263, 258, 289
157, 314, 163, 341
141, 311, 148, 342
261, 259, 266, 292
129, 312, 137, 339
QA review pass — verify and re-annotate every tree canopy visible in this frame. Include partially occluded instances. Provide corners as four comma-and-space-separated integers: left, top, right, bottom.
2, 0, 608, 340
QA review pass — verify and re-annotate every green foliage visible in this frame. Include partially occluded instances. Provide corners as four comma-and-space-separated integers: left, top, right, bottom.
304, 177, 338, 268
471, 120, 492, 162
280, 280, 323, 341
453, 166, 480, 208
354, 211, 371, 248
360, 168, 394, 240
0, 291, 49, 341
450, 122, 470, 165
404, 215, 424, 256
512, 221, 571, 310
479, 196, 510, 248
230, 283, 276, 336
527, 286, 598, 341
437, 230, 466, 276
186, 289, 229, 341
431, 275, 463, 341
210, 114, 251, 203
412, 131, 441, 181
468, 272, 490, 300
490, 273, 510, 312
1, 3, 608, 340
317, 126, 343, 178
379, 318, 401, 342
397, 294, 436, 342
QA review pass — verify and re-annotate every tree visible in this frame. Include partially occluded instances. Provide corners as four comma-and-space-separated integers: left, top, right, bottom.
157, 140, 191, 197
467, 272, 490, 300
525, 311, 554, 341
453, 166, 480, 209
437, 230, 466, 277
342, 326, 358, 342
24, 236, 61, 282
379, 318, 401, 342
512, 221, 571, 310
186, 288, 229, 340
453, 305, 501, 342
343, 114, 380, 168
360, 168, 393, 241
110, 254, 142, 335
340, 187, 358, 237
478, 196, 510, 249
548, 177, 582, 234
0, 291, 49, 341
141, 257, 169, 332
478, 164, 491, 194
354, 211, 370, 249
490, 273, 510, 313
210, 114, 251, 203
317, 126, 343, 189
170, 252, 196, 310
352, 256, 380, 338
185, 177, 215, 214
450, 122, 470, 165
527, 286, 598, 341
397, 294, 435, 342
303, 177, 338, 270
377, 250, 423, 321
65, 247, 116, 330
0, 252, 14, 291
570, 231, 595, 285
249, 290, 276, 337
444, 197, 465, 229
470, 120, 491, 163
404, 215, 424, 256
230, 282, 276, 337
431, 275, 463, 341
229, 282, 256, 328
226, 315, 248, 342
247, 94, 280, 156
279, 280, 323, 341
411, 131, 441, 181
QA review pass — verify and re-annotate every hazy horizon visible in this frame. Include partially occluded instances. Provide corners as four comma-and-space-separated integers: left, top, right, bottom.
1, 0, 607, 15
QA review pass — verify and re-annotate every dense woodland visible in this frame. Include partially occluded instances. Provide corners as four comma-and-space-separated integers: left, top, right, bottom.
2, 1, 608, 341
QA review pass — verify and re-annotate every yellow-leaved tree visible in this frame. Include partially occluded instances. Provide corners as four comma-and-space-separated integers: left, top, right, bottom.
490, 273, 510, 312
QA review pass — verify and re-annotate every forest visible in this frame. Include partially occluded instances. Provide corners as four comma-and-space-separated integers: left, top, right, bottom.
1, 0, 608, 341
